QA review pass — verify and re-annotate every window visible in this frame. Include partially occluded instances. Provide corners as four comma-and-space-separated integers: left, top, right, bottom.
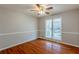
45, 16, 62, 40
53, 17, 62, 40
45, 19, 52, 38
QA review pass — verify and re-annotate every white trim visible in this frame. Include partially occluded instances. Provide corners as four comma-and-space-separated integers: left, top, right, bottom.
39, 37, 79, 48
59, 41, 79, 48
0, 30, 39, 36
0, 38, 37, 51
0, 30, 39, 51
62, 32, 79, 35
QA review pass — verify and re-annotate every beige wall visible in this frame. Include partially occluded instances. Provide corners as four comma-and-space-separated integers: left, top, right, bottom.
38, 9, 79, 46
0, 8, 38, 50
38, 16, 52, 38
61, 9, 79, 46
0, 7, 79, 50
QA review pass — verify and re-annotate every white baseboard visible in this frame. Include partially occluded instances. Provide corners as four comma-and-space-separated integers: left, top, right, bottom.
59, 41, 79, 48
39, 37, 79, 48
0, 30, 38, 51
0, 38, 36, 51
1, 37, 79, 51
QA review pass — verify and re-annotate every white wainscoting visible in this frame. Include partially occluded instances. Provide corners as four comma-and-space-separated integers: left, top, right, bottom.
0, 30, 38, 51
39, 31, 79, 48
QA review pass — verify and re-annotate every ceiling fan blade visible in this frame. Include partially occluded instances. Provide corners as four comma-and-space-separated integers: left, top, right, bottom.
46, 7, 53, 10
36, 4, 40, 8
31, 9, 39, 12
31, 10, 37, 11
45, 12, 50, 14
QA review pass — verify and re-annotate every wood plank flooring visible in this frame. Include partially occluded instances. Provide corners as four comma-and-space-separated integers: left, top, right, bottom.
0, 38, 79, 54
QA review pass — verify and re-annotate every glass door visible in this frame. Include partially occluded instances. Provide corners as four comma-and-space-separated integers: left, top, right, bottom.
45, 19, 52, 38
45, 17, 62, 40
53, 17, 62, 40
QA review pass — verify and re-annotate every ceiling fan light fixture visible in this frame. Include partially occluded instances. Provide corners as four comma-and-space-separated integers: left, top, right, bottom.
38, 10, 45, 15
31, 4, 53, 16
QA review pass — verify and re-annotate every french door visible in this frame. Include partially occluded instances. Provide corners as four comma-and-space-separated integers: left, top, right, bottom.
45, 19, 52, 38
45, 17, 62, 40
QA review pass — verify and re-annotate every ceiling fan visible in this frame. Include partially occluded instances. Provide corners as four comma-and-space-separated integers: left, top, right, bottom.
31, 4, 53, 15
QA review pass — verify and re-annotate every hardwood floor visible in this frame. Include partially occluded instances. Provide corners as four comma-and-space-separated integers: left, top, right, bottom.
0, 38, 79, 54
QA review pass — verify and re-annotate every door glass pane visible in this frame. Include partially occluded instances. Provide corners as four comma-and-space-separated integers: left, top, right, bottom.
45, 20, 52, 38
53, 17, 62, 40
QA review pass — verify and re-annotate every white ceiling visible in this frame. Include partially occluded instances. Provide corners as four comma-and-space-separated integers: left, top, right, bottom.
0, 4, 79, 17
